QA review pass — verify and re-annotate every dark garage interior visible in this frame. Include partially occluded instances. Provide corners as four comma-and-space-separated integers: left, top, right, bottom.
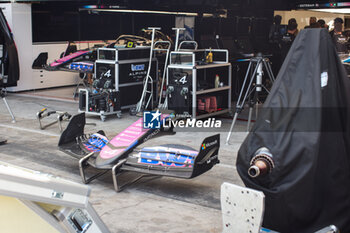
0, 0, 349, 232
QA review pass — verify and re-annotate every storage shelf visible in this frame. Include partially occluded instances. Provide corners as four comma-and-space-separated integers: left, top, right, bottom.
168, 62, 231, 70
196, 86, 230, 95
195, 109, 230, 120
167, 51, 231, 119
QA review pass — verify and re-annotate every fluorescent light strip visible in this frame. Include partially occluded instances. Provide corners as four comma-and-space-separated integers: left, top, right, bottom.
336, 3, 350, 7
298, 2, 350, 9
81, 8, 218, 17
89, 8, 199, 16
310, 8, 350, 14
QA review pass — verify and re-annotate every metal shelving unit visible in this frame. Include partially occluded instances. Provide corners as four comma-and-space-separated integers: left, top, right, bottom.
167, 49, 231, 119
196, 81, 231, 95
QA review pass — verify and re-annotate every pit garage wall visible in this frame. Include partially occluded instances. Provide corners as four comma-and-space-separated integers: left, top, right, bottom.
275, 10, 346, 30
1, 3, 79, 92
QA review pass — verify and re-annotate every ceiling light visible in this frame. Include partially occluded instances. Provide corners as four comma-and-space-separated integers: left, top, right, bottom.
310, 8, 350, 14
79, 6, 226, 17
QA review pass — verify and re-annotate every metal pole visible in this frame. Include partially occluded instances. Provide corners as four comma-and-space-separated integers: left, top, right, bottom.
155, 41, 171, 109
136, 27, 160, 112
172, 28, 185, 51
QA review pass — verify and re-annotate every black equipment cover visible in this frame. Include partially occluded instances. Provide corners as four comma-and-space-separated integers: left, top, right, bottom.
236, 29, 350, 232
0, 9, 19, 87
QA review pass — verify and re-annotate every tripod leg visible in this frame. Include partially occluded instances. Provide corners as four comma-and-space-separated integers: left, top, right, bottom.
225, 112, 239, 145
263, 59, 275, 82
2, 97, 16, 123
261, 85, 270, 93
247, 89, 258, 132
236, 62, 253, 106
226, 62, 260, 143
247, 106, 253, 131
237, 62, 259, 109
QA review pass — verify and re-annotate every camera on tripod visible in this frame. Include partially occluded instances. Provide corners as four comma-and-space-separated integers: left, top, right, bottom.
226, 52, 275, 144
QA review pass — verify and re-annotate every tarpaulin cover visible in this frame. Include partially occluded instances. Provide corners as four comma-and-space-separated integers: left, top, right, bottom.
236, 28, 350, 232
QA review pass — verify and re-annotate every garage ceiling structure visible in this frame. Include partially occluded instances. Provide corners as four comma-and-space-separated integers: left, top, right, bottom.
0, 0, 350, 12
0, 0, 318, 11
2, 0, 350, 49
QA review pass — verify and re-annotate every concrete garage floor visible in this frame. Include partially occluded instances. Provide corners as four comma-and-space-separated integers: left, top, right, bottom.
0, 90, 250, 233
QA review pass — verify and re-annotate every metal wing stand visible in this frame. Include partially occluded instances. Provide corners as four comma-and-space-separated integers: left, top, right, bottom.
226, 53, 275, 144
136, 27, 160, 113
158, 27, 185, 109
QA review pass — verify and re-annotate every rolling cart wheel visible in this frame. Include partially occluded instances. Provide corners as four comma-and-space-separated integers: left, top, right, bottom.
129, 107, 137, 116
229, 109, 234, 117
116, 112, 122, 119
100, 115, 106, 122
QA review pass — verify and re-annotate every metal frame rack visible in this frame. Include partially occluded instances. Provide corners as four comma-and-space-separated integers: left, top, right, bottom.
167, 49, 231, 119
79, 47, 158, 121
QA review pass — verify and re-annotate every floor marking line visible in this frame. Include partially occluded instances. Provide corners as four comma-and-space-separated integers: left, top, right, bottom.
0, 123, 60, 137
14, 93, 77, 104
